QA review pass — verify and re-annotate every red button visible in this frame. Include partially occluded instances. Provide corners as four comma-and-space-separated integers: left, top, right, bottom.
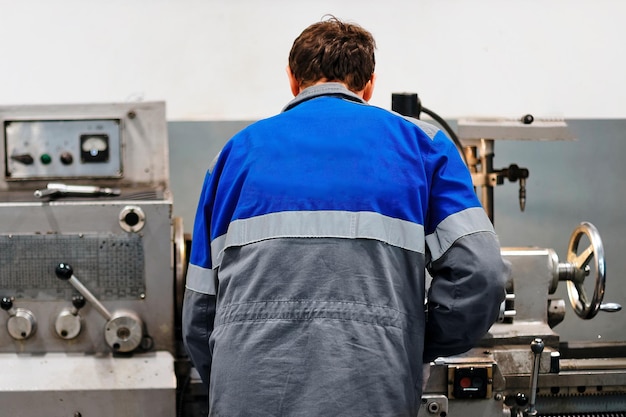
460, 376, 472, 388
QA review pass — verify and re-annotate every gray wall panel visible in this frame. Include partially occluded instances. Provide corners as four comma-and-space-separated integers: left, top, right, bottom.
168, 121, 252, 235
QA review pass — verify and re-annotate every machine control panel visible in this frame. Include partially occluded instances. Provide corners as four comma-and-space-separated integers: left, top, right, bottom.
448, 365, 493, 399
4, 119, 122, 180
0, 102, 177, 416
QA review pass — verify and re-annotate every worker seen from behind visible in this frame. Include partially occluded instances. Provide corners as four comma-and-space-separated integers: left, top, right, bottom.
182, 15, 509, 417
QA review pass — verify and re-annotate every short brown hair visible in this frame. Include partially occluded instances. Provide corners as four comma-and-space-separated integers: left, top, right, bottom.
288, 16, 376, 92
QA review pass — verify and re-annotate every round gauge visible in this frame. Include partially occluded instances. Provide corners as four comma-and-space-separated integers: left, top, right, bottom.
82, 136, 108, 156
80, 134, 110, 162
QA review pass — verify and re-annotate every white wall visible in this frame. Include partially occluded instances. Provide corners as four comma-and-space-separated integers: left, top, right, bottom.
1, 0, 624, 120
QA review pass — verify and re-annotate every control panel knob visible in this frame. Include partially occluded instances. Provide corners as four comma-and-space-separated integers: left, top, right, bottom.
60, 151, 74, 165
105, 312, 144, 352
10, 154, 34, 165
55, 295, 86, 340
1, 297, 37, 340
55, 310, 82, 340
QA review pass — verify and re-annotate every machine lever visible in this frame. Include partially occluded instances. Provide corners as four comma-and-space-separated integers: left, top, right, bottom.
34, 183, 121, 199
600, 302, 622, 312
526, 338, 544, 416
55, 263, 112, 321
55, 262, 145, 353
33, 187, 60, 197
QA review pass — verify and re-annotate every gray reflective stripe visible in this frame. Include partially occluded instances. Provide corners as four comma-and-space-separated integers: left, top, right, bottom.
185, 263, 217, 295
210, 210, 425, 268
208, 151, 221, 173
425, 207, 495, 261
397, 115, 439, 140
413, 119, 440, 139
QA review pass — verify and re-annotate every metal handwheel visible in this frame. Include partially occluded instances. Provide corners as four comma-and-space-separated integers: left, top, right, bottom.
173, 216, 188, 328
565, 222, 606, 320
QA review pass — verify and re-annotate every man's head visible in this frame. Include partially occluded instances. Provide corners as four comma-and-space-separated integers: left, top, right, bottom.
287, 16, 376, 99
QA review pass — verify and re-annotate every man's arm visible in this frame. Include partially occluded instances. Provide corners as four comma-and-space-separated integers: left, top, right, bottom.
419, 126, 510, 362
182, 283, 216, 385
181, 168, 219, 386
424, 230, 509, 362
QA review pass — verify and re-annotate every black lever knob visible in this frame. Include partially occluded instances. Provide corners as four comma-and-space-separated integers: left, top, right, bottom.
72, 295, 86, 310
55, 263, 74, 280
515, 392, 528, 406
531, 338, 545, 354
1, 297, 13, 311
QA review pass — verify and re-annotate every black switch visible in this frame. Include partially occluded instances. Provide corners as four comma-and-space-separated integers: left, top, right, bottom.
10, 154, 34, 165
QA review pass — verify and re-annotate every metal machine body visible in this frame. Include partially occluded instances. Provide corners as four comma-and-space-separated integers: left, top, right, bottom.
0, 102, 178, 416
2, 103, 624, 417
418, 119, 626, 417
458, 117, 575, 223
419, 240, 626, 416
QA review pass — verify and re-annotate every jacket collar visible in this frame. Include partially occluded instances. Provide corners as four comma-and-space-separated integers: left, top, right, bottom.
282, 83, 366, 112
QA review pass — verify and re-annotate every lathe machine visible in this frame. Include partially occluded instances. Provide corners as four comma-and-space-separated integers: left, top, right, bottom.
0, 101, 188, 416
417, 118, 626, 417
0, 102, 624, 417
419, 221, 625, 417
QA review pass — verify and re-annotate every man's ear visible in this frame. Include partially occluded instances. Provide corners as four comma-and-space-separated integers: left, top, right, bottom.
362, 73, 376, 102
286, 66, 300, 97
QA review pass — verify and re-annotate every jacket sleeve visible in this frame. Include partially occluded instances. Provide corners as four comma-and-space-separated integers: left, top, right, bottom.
182, 167, 220, 386
421, 129, 509, 362
182, 287, 216, 385
423, 230, 509, 362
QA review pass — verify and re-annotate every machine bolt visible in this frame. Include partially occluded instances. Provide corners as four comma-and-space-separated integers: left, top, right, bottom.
427, 401, 440, 414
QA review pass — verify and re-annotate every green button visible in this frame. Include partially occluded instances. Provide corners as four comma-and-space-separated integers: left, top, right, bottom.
40, 154, 52, 164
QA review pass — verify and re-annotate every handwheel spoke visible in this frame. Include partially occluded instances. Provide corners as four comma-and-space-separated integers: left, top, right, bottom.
572, 243, 594, 269
575, 282, 589, 308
